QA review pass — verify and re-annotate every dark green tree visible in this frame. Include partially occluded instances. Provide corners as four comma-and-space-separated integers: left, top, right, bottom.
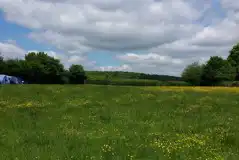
0, 53, 4, 73
181, 62, 203, 86
2, 59, 24, 76
25, 52, 65, 84
69, 64, 86, 84
0, 53, 3, 62
201, 56, 235, 86
0, 52, 89, 84
104, 72, 112, 85
227, 42, 239, 80
59, 70, 71, 84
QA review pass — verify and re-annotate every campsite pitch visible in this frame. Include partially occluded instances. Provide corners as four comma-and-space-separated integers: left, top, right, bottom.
0, 85, 239, 159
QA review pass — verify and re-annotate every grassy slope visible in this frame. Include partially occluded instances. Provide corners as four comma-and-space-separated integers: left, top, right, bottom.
0, 85, 239, 159
85, 71, 181, 81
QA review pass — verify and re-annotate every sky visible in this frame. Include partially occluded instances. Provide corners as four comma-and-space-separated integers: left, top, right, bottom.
0, 0, 239, 76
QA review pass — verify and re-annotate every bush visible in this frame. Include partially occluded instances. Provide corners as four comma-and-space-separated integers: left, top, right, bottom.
231, 81, 239, 87
181, 62, 203, 86
215, 81, 239, 87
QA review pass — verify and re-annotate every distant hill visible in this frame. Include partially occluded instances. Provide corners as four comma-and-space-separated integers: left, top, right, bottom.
85, 71, 182, 81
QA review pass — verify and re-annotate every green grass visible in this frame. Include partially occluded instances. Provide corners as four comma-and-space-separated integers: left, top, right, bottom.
86, 78, 160, 86
0, 85, 239, 159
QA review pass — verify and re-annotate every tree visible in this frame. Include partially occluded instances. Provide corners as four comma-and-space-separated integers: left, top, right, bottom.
25, 52, 65, 84
0, 53, 4, 72
227, 42, 239, 80
69, 64, 86, 84
59, 70, 71, 84
104, 72, 112, 85
217, 61, 236, 82
0, 51, 89, 84
0, 53, 3, 62
2, 59, 25, 76
201, 56, 235, 86
181, 62, 203, 86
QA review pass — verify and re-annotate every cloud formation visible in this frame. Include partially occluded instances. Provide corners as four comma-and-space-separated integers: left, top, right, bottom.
0, 0, 202, 53
0, 41, 26, 59
0, 43, 95, 70
0, 0, 239, 75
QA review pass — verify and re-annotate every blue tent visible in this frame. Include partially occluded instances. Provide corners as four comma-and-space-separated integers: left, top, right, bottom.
16, 77, 25, 84
0, 74, 10, 84
9, 76, 25, 84
0, 74, 25, 84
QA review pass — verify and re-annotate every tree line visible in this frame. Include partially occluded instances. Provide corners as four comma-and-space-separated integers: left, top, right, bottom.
181, 42, 239, 86
3, 42, 239, 86
0, 51, 182, 85
0, 52, 86, 84
86, 71, 181, 81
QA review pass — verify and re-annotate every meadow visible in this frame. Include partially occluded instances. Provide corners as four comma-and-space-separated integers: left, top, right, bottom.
0, 85, 239, 160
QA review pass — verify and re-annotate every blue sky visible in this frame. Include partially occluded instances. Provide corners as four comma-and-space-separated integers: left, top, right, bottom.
0, 10, 118, 68
0, 0, 238, 75
0, 11, 56, 51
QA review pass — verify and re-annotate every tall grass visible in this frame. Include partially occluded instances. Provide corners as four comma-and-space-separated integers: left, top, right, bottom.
0, 85, 238, 159
86, 77, 190, 86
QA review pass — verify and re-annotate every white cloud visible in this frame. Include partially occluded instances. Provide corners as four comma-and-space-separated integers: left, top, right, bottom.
115, 52, 185, 75
0, 0, 203, 53
28, 31, 91, 54
28, 50, 96, 69
117, 53, 183, 65
0, 43, 95, 70
0, 41, 26, 59
191, 19, 239, 46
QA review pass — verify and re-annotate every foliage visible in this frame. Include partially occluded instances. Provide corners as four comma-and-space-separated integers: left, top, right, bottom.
215, 81, 239, 87
0, 85, 239, 159
0, 51, 186, 86
181, 62, 203, 86
69, 64, 86, 84
201, 56, 235, 86
217, 61, 236, 81
0, 53, 4, 72
231, 81, 239, 86
3, 41, 239, 86
0, 52, 86, 84
24, 52, 65, 84
59, 70, 71, 84
0, 53, 3, 63
86, 71, 181, 81
227, 42, 239, 80
85, 71, 188, 86
85, 41, 239, 87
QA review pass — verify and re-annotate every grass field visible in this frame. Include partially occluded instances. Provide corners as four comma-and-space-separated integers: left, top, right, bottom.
0, 85, 239, 160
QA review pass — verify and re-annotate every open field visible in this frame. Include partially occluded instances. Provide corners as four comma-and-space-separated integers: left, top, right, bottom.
144, 86, 239, 93
0, 85, 239, 159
